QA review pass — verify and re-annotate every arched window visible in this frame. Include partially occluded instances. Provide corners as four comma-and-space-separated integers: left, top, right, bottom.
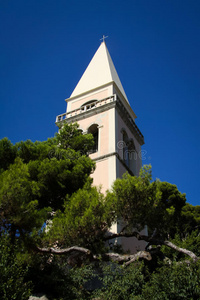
88, 124, 99, 153
121, 129, 137, 174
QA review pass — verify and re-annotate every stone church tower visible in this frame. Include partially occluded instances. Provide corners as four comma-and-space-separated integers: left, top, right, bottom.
56, 41, 146, 252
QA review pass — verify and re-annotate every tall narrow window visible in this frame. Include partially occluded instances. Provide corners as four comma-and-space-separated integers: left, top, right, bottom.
88, 124, 99, 153
128, 139, 136, 174
122, 130, 129, 167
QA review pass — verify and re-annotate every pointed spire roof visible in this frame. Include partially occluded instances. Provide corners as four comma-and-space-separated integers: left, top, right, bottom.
70, 42, 129, 102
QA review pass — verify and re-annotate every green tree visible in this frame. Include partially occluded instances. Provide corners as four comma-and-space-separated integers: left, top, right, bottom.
31, 164, 200, 272
0, 123, 95, 244
1, 126, 200, 299
45, 182, 114, 253
105, 165, 187, 239
0, 157, 47, 241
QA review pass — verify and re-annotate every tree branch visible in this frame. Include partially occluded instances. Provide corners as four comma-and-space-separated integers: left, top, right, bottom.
104, 251, 152, 267
162, 240, 199, 262
103, 231, 199, 262
101, 251, 152, 264
36, 245, 152, 266
35, 230, 199, 264
36, 246, 91, 256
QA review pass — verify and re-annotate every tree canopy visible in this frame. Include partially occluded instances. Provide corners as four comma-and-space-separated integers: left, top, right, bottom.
0, 123, 200, 299
0, 123, 95, 242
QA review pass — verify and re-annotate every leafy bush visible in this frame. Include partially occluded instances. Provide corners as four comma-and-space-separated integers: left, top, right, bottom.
93, 262, 145, 300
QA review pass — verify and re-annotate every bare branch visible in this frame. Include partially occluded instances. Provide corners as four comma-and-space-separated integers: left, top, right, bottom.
103, 231, 199, 262
35, 229, 199, 264
35, 244, 153, 267
101, 251, 151, 264
123, 251, 152, 267
163, 240, 199, 262
36, 246, 91, 256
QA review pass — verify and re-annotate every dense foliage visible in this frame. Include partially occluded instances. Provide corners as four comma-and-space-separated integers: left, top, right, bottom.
0, 123, 95, 243
0, 234, 32, 300
0, 123, 200, 299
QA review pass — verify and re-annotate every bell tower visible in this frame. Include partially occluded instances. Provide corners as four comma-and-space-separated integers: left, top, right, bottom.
56, 40, 146, 253
56, 41, 144, 194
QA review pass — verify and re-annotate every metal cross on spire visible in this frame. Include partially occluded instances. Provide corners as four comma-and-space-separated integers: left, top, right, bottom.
100, 35, 108, 43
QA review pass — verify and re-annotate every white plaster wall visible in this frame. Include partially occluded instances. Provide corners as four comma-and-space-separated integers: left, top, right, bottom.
121, 226, 148, 253
90, 158, 109, 194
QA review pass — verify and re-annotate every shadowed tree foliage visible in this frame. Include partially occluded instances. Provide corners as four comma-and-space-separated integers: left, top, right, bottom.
0, 234, 32, 300
0, 137, 17, 172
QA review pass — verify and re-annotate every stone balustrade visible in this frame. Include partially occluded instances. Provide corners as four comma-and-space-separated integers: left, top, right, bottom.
55, 94, 144, 144
56, 95, 115, 123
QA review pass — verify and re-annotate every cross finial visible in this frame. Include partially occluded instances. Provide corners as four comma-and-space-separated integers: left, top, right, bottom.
100, 35, 108, 43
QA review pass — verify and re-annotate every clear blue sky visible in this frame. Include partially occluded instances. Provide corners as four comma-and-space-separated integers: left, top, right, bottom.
0, 0, 199, 205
